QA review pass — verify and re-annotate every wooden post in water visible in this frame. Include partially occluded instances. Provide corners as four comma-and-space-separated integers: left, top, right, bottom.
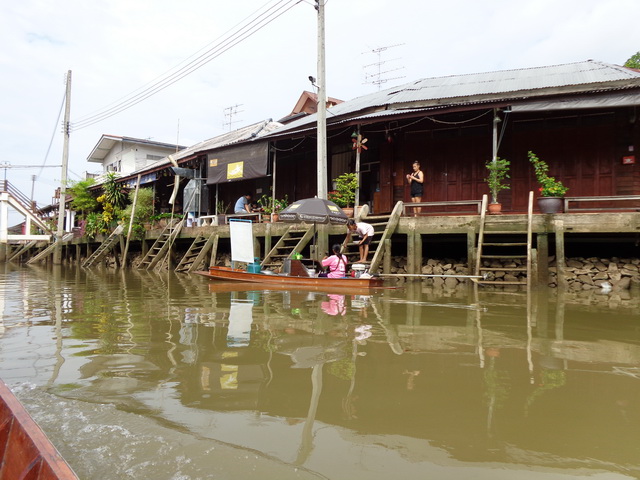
383, 238, 391, 275
122, 175, 141, 267
554, 220, 566, 287
467, 228, 476, 275
537, 233, 549, 286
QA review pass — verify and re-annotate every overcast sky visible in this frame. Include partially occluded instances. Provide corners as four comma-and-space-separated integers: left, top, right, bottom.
1, 0, 639, 211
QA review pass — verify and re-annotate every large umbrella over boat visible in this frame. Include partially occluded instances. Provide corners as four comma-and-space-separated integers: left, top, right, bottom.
279, 197, 348, 261
278, 197, 348, 225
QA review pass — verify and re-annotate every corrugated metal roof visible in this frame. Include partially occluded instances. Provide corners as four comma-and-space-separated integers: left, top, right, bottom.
266, 60, 640, 137
97, 119, 281, 184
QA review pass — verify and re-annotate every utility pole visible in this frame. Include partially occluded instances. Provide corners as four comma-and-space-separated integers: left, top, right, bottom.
53, 70, 71, 265
315, 0, 327, 199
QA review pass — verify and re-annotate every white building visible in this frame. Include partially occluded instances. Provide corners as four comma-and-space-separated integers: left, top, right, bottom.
87, 135, 185, 176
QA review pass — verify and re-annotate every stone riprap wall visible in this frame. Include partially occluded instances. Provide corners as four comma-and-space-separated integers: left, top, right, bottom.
551, 257, 640, 291
389, 256, 640, 290
388, 257, 471, 287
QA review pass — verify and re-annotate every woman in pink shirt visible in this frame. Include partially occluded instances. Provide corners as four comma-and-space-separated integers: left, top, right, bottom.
320, 244, 348, 278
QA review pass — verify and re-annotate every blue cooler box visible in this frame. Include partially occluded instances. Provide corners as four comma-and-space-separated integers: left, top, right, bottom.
248, 263, 261, 273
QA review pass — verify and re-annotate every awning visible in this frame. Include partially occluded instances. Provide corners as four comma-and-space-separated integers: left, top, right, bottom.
207, 142, 269, 185
124, 172, 157, 188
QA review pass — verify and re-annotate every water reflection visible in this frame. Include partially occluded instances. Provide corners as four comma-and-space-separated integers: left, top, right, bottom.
1, 265, 639, 479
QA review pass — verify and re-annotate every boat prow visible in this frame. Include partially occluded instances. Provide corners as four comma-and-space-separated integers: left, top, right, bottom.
0, 379, 78, 480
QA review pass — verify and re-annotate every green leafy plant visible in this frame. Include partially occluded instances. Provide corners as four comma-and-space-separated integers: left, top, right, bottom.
485, 157, 510, 204
149, 212, 184, 222
330, 172, 357, 208
121, 188, 155, 239
67, 178, 99, 217
216, 199, 230, 214
528, 151, 568, 197
102, 172, 128, 209
84, 212, 108, 238
258, 194, 288, 215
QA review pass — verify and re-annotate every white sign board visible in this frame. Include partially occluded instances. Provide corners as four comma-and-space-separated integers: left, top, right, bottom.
229, 219, 255, 263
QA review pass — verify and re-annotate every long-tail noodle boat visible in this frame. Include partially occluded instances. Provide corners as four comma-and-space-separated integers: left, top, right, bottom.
0, 379, 78, 480
197, 259, 385, 289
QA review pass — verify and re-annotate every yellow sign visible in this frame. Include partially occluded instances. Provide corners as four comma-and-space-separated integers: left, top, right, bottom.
209, 158, 218, 167
227, 161, 244, 179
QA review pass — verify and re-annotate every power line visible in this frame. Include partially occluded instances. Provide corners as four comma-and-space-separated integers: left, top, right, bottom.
38, 89, 66, 179
73, 0, 293, 126
73, 0, 302, 130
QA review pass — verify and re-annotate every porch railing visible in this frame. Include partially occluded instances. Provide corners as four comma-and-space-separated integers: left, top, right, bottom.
403, 200, 483, 215
564, 195, 640, 212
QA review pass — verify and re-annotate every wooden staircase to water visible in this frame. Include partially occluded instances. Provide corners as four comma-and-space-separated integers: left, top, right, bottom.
8, 240, 38, 262
341, 201, 403, 273
81, 226, 124, 268
137, 219, 184, 270
261, 225, 314, 271
474, 192, 534, 287
175, 232, 219, 273
26, 233, 75, 265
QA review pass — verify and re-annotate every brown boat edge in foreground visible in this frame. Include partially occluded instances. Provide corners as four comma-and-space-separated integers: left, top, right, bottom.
195, 265, 387, 290
0, 379, 78, 480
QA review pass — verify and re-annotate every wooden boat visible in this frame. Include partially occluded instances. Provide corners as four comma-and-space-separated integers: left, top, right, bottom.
196, 261, 385, 290
0, 379, 78, 480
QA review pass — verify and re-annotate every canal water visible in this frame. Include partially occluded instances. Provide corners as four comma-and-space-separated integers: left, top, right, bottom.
0, 264, 639, 480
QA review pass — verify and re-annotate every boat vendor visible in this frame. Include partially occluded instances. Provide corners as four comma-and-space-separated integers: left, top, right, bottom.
319, 244, 348, 278
234, 193, 255, 214
346, 219, 374, 263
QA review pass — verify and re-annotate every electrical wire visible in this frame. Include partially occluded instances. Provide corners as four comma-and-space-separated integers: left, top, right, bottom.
73, 0, 302, 131
74, 0, 296, 127
37, 91, 67, 179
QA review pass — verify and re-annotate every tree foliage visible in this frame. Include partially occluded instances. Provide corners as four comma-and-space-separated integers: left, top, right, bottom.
624, 51, 640, 69
67, 178, 99, 217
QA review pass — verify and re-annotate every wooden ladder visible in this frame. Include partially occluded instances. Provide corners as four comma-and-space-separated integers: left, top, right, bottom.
175, 232, 218, 273
137, 219, 184, 270
341, 201, 403, 273
8, 240, 38, 262
81, 226, 124, 268
261, 225, 314, 270
474, 192, 534, 287
26, 233, 75, 265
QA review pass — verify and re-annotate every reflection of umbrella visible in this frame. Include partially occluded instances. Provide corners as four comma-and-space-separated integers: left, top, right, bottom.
279, 197, 348, 259
279, 197, 348, 225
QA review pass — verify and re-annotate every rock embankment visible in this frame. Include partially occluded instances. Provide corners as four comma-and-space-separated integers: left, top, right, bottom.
551, 257, 640, 291
386, 256, 640, 290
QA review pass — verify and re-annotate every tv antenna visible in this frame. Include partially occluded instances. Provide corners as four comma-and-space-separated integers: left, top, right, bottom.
223, 104, 244, 131
363, 44, 406, 90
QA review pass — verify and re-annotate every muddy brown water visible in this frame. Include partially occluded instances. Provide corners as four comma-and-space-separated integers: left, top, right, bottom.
0, 265, 639, 479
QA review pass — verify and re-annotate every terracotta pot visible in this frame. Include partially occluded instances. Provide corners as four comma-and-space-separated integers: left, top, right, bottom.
487, 203, 502, 215
342, 207, 354, 218
537, 197, 563, 214
271, 213, 279, 222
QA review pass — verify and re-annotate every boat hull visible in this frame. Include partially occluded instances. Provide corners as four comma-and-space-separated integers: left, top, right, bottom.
0, 380, 78, 480
196, 266, 385, 289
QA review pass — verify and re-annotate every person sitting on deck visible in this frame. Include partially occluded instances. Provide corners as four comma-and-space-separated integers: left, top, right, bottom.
234, 193, 254, 214
346, 219, 374, 263
319, 244, 348, 278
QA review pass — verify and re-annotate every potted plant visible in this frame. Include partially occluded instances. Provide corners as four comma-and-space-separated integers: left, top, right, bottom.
258, 194, 288, 222
485, 157, 510, 214
215, 199, 230, 225
528, 151, 568, 213
329, 172, 357, 216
